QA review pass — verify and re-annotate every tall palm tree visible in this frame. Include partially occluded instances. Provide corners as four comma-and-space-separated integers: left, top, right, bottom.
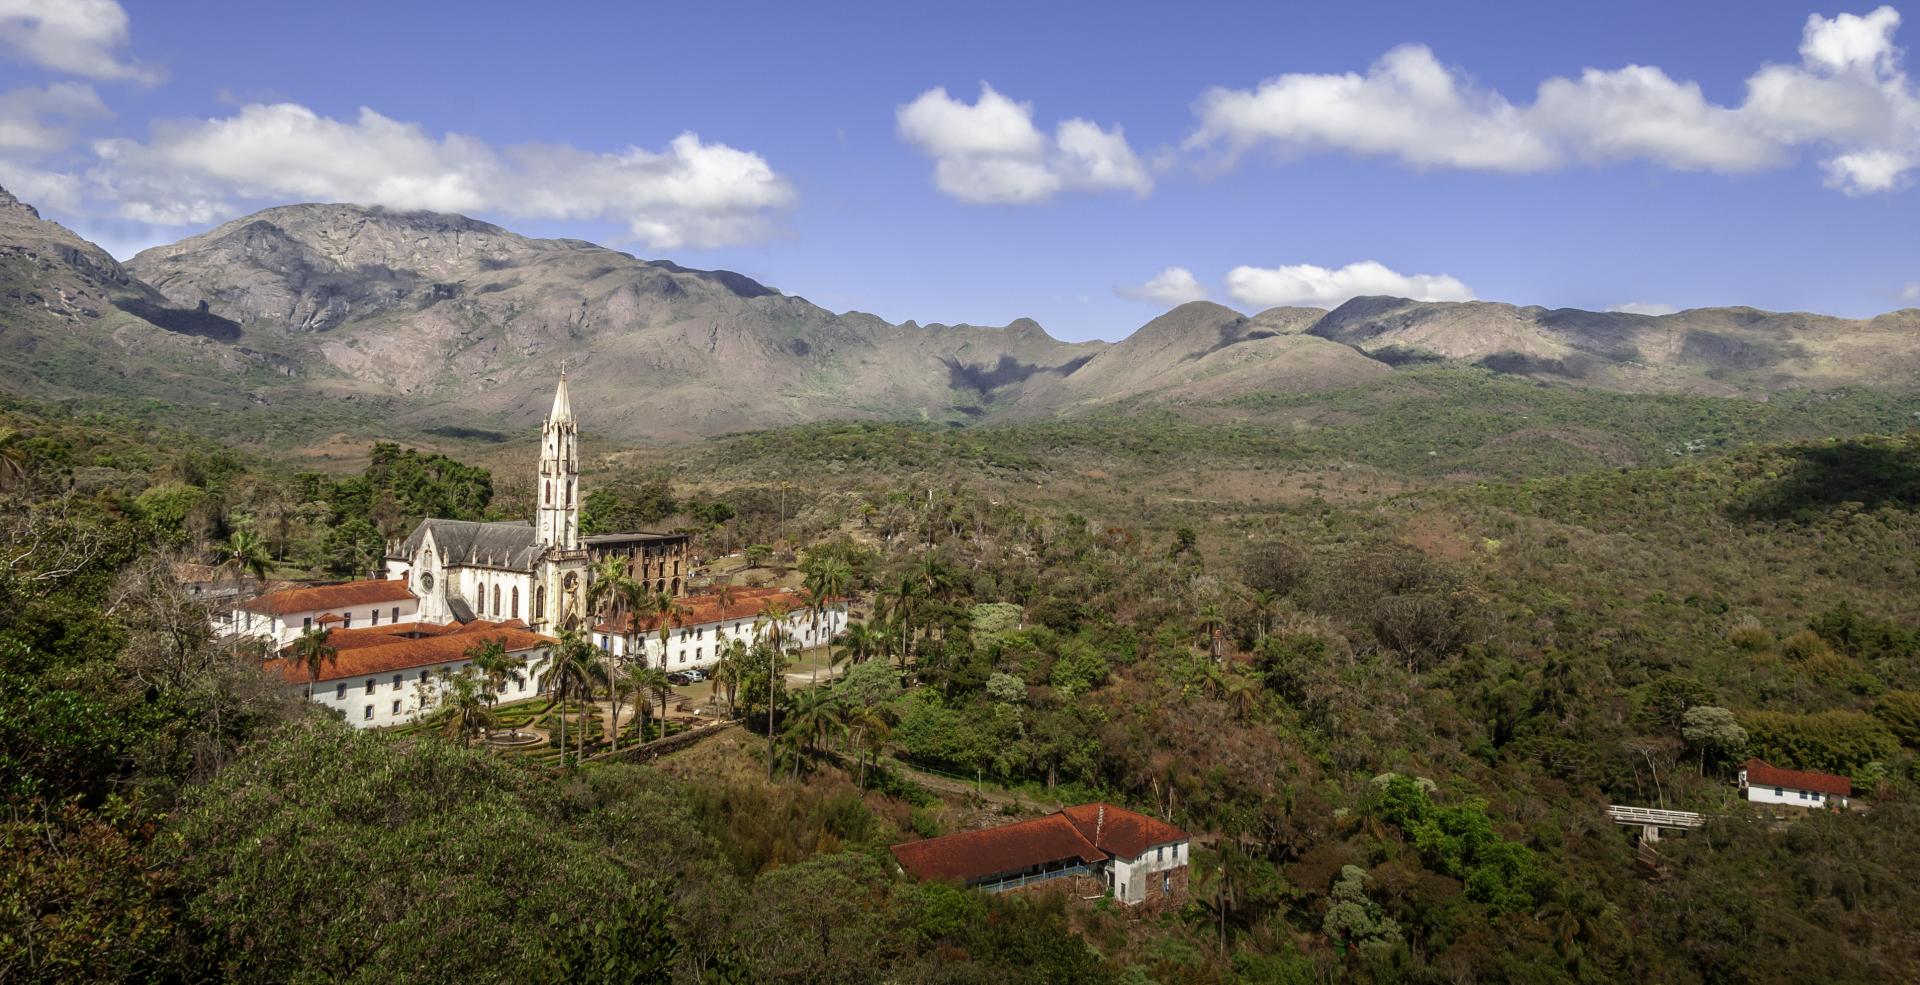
287, 625, 337, 700
842, 701, 894, 789
221, 528, 271, 582
541, 630, 600, 764
837, 621, 875, 669
747, 602, 793, 782
649, 591, 689, 669
437, 669, 492, 749
803, 556, 852, 672
711, 639, 747, 717
627, 664, 673, 743
781, 687, 844, 778
466, 637, 524, 742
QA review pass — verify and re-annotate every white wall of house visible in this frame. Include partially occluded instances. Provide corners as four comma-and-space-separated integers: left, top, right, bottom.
1109, 840, 1188, 905
231, 598, 421, 648
1744, 784, 1842, 808
598, 606, 848, 669
297, 646, 553, 729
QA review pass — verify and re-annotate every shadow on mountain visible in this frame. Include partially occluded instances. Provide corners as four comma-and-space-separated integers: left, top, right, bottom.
113, 297, 242, 342
1476, 351, 1594, 379
1734, 438, 1920, 523
422, 425, 510, 443
944, 354, 1093, 394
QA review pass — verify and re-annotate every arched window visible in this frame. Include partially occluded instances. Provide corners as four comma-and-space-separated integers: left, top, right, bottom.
566, 480, 573, 507
492, 584, 501, 616
544, 480, 551, 505
476, 581, 486, 611
511, 586, 520, 620
535, 586, 546, 619
671, 577, 680, 596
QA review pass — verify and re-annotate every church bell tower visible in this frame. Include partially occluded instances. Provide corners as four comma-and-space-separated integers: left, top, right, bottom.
536, 372, 579, 551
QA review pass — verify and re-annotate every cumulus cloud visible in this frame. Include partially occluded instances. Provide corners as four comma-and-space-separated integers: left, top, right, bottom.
0, 82, 107, 153
1188, 7, 1920, 194
85, 103, 795, 248
897, 84, 1151, 203
1225, 260, 1474, 309
0, 0, 156, 83
0, 159, 80, 210
1116, 267, 1208, 306
1607, 301, 1679, 316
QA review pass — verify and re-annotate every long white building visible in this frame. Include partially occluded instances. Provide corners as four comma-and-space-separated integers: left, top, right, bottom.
594, 586, 847, 670
266, 619, 554, 729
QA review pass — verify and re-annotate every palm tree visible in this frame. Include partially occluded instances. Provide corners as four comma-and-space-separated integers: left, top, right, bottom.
803, 556, 852, 674
711, 639, 747, 716
541, 630, 600, 764
649, 591, 689, 669
747, 602, 794, 782
221, 528, 271, 582
287, 625, 337, 699
842, 701, 894, 788
627, 664, 673, 743
781, 687, 844, 778
839, 621, 876, 667
437, 669, 493, 749
466, 637, 525, 741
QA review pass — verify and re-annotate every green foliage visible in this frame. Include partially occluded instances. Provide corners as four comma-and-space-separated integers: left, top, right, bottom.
1739, 709, 1901, 775
1321, 865, 1402, 954
1873, 690, 1920, 746
1373, 776, 1551, 914
580, 477, 677, 534
364, 442, 493, 521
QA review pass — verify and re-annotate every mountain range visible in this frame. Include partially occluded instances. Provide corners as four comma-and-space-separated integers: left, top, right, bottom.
2, 185, 1916, 445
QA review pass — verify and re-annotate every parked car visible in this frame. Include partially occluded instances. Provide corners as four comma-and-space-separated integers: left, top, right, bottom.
665, 672, 693, 686
683, 668, 708, 682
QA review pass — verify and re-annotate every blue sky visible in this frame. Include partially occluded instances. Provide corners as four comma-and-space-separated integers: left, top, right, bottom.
0, 1, 1916, 341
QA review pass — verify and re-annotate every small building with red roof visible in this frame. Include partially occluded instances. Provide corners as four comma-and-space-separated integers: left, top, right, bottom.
890, 803, 1190, 905
1738, 758, 1853, 809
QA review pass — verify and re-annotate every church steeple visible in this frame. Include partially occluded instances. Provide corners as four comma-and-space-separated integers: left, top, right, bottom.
535, 372, 579, 551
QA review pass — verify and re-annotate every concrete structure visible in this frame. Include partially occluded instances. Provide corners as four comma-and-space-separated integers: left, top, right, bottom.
891, 803, 1190, 906
386, 375, 592, 635
266, 620, 554, 728
586, 531, 693, 598
1739, 758, 1852, 809
593, 586, 846, 670
1605, 804, 1704, 844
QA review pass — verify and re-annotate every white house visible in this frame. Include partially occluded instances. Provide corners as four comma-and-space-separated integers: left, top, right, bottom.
267, 619, 554, 729
593, 586, 848, 670
1739, 757, 1852, 809
228, 578, 420, 648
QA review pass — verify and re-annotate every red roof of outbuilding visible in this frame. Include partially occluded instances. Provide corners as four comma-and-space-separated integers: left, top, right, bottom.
241, 578, 415, 617
1060, 802, 1190, 859
1744, 758, 1852, 797
890, 814, 1106, 883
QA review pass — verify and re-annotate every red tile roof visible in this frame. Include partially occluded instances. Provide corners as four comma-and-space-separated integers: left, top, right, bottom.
593, 586, 818, 635
889, 803, 1190, 884
890, 814, 1107, 884
1743, 758, 1852, 797
1060, 803, 1190, 859
241, 578, 416, 617
269, 620, 553, 685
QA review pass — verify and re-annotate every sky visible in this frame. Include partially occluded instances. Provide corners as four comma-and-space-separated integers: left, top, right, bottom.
0, 1, 1916, 342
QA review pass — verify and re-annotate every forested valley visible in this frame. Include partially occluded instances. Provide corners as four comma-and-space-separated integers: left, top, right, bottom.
5, 381, 1920, 984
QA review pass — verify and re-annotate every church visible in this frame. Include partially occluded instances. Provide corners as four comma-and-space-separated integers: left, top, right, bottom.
385, 374, 593, 634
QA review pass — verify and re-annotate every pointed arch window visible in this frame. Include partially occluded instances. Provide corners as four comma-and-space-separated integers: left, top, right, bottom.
493, 584, 502, 617
545, 480, 551, 505
535, 586, 546, 619
511, 586, 520, 620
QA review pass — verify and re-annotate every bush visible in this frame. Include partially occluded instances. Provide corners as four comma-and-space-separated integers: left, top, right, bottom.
1739, 709, 1900, 775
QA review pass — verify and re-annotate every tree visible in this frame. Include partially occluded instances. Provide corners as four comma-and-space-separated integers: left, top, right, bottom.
1322, 865, 1402, 958
842, 700, 894, 788
220, 528, 270, 582
840, 621, 876, 667
782, 687, 844, 777
1681, 705, 1748, 772
466, 637, 525, 742
436, 669, 492, 749
803, 555, 851, 673
286, 625, 337, 700
541, 630, 600, 763
711, 639, 747, 717
626, 664, 673, 744
754, 601, 795, 781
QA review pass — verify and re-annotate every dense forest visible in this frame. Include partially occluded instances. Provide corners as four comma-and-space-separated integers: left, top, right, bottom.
4, 387, 1920, 983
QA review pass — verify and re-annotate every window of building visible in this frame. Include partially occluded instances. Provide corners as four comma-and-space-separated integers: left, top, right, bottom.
303, 616, 312, 630
493, 585, 501, 616
363, 705, 373, 720
544, 480, 551, 505
1156, 846, 1164, 862
344, 613, 352, 629
535, 587, 545, 619
392, 674, 403, 690
364, 679, 375, 695
392, 699, 401, 715
1775, 787, 1785, 797
512, 586, 519, 620
419, 670, 429, 682
371, 608, 380, 626
335, 683, 346, 700
392, 606, 400, 623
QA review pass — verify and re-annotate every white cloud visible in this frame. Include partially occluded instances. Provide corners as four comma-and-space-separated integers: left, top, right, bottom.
85, 103, 795, 249
1190, 44, 1556, 172
897, 83, 1150, 203
1607, 301, 1679, 316
0, 0, 156, 83
1902, 281, 1920, 302
1224, 260, 1474, 309
1187, 7, 1920, 194
0, 159, 80, 210
0, 82, 107, 153
1116, 267, 1208, 306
